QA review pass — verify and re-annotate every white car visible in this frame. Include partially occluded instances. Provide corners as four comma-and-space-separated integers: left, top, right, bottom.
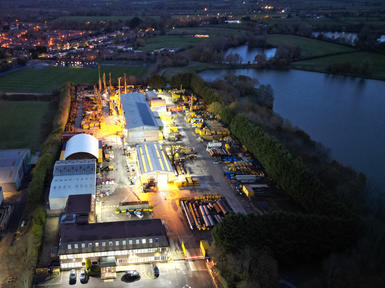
134, 210, 144, 219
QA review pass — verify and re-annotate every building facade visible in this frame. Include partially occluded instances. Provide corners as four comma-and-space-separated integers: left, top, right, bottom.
58, 219, 169, 278
49, 159, 96, 211
0, 149, 30, 191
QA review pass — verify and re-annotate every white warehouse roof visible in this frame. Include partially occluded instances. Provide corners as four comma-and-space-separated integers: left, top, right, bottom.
64, 134, 99, 160
49, 159, 96, 210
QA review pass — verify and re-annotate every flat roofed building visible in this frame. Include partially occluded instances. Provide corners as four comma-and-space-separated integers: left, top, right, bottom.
0, 149, 30, 191
136, 142, 175, 185
121, 92, 160, 144
58, 219, 169, 278
49, 159, 96, 211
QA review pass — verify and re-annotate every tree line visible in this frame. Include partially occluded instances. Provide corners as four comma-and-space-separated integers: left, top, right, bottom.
170, 72, 362, 287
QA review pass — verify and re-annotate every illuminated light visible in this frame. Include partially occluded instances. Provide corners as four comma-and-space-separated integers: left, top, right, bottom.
144, 144, 154, 171
139, 146, 148, 173
160, 149, 171, 172
154, 144, 165, 170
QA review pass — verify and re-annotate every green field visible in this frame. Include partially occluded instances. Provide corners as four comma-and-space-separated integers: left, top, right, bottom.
0, 65, 147, 93
167, 26, 244, 37
142, 35, 206, 52
292, 51, 385, 80
266, 34, 355, 59
0, 101, 50, 151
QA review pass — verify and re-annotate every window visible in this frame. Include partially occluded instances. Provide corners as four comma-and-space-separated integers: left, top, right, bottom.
149, 238, 153, 244
81, 243, 86, 248
142, 239, 146, 244
74, 243, 78, 249
129, 240, 133, 245
135, 239, 139, 244
155, 238, 159, 243
118, 258, 125, 264
122, 240, 126, 245
115, 241, 120, 246
67, 244, 72, 250
102, 242, 106, 247
109, 241, 113, 247
88, 243, 92, 248
95, 242, 99, 247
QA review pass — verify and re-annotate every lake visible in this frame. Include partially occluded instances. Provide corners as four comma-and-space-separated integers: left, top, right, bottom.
199, 69, 385, 194
224, 45, 276, 64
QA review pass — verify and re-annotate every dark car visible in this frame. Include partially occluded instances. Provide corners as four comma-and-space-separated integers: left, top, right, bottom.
121, 271, 140, 283
69, 269, 76, 285
79, 268, 88, 284
153, 264, 159, 278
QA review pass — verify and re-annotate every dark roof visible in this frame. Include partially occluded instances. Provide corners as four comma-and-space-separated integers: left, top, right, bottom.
137, 102, 157, 126
60, 219, 166, 243
66, 194, 92, 214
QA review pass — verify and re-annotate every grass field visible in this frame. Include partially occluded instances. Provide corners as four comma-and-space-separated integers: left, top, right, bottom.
167, 26, 244, 37
0, 65, 147, 93
266, 34, 355, 59
292, 51, 385, 80
142, 35, 206, 52
0, 101, 50, 151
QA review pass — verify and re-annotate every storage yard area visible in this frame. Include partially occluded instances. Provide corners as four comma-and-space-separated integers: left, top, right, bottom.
35, 77, 288, 287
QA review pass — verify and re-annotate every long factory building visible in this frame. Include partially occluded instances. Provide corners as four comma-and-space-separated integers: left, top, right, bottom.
121, 92, 161, 144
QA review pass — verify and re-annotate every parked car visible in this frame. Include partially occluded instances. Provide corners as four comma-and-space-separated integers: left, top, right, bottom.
80, 268, 88, 284
134, 210, 143, 219
153, 264, 159, 278
121, 271, 140, 283
69, 269, 76, 285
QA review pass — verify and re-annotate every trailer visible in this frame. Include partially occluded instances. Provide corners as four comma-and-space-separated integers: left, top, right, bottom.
115, 201, 152, 214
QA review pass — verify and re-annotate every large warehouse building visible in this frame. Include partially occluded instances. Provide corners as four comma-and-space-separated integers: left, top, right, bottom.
0, 149, 30, 191
136, 142, 175, 187
121, 92, 161, 144
49, 159, 96, 211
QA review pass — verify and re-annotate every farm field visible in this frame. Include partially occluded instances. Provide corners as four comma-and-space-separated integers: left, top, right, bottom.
0, 101, 50, 151
0, 65, 147, 93
142, 35, 206, 52
266, 34, 355, 59
292, 51, 385, 80
167, 26, 244, 37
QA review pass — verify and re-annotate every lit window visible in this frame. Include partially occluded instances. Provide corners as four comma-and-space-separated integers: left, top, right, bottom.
142, 239, 146, 244
74, 243, 78, 249
88, 243, 92, 248
109, 241, 113, 246
115, 241, 119, 246
136, 239, 139, 244
122, 240, 126, 245
95, 242, 99, 247
102, 242, 106, 247
149, 238, 153, 244
67, 244, 72, 249
81, 243, 86, 248
129, 240, 133, 245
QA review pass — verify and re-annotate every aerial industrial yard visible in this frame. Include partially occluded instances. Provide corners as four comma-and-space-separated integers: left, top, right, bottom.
0, 70, 275, 287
